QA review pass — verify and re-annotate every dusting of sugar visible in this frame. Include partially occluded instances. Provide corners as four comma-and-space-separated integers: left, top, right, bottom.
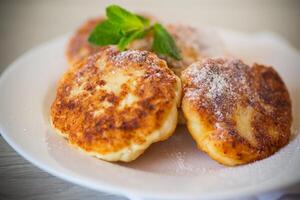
183, 58, 255, 123
111, 49, 171, 81
170, 25, 202, 53
168, 25, 225, 58
206, 75, 227, 99
113, 50, 148, 65
185, 89, 200, 101
186, 61, 230, 101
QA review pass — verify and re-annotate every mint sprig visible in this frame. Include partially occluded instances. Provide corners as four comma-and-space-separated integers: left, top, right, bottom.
106, 5, 144, 34
152, 23, 181, 60
88, 5, 181, 60
88, 20, 121, 46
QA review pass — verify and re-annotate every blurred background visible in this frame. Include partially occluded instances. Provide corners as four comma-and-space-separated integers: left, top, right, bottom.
0, 0, 300, 73
0, 0, 299, 200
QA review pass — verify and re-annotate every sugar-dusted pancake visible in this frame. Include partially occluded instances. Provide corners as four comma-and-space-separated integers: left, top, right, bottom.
51, 47, 181, 162
181, 58, 292, 166
66, 17, 226, 76
66, 17, 105, 64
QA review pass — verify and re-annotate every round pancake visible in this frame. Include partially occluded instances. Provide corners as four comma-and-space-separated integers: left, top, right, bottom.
66, 15, 157, 65
51, 47, 181, 162
66, 17, 105, 64
66, 17, 226, 76
181, 58, 292, 166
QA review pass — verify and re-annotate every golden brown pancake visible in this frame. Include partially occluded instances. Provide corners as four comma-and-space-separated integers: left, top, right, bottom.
51, 47, 181, 162
66, 17, 226, 76
181, 58, 292, 166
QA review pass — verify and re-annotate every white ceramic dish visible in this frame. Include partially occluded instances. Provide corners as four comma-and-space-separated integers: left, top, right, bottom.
0, 29, 300, 200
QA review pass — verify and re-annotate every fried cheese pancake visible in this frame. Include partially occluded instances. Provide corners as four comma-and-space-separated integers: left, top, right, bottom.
51, 47, 181, 162
66, 17, 105, 64
66, 15, 156, 65
181, 58, 292, 166
66, 17, 226, 76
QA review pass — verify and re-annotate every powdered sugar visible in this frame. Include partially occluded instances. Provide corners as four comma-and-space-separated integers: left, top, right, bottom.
206, 74, 227, 99
169, 24, 226, 58
113, 50, 148, 65
170, 25, 202, 53
183, 58, 254, 122
185, 60, 231, 101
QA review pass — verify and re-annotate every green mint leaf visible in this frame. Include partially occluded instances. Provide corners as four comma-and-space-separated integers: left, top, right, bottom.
152, 23, 182, 60
118, 30, 145, 50
136, 27, 152, 39
136, 15, 150, 26
106, 5, 144, 34
88, 20, 122, 46
88, 5, 181, 61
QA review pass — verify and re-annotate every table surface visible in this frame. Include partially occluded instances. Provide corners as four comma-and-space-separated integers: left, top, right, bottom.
0, 0, 299, 200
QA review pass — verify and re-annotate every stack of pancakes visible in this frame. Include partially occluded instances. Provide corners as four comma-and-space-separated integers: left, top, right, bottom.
51, 16, 292, 166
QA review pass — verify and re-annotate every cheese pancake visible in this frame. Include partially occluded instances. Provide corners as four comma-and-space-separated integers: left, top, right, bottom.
66, 17, 105, 64
66, 17, 226, 76
66, 15, 157, 65
51, 47, 181, 162
181, 58, 292, 166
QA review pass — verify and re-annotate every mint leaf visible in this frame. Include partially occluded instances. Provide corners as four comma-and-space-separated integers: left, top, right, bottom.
118, 30, 145, 50
88, 20, 122, 45
152, 23, 181, 60
106, 5, 143, 34
136, 15, 150, 26
88, 5, 182, 61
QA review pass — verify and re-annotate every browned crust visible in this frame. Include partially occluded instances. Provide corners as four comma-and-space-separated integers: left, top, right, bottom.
51, 47, 179, 155
182, 58, 292, 165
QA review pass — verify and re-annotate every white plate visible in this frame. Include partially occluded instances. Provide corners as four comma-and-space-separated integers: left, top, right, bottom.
0, 29, 300, 200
